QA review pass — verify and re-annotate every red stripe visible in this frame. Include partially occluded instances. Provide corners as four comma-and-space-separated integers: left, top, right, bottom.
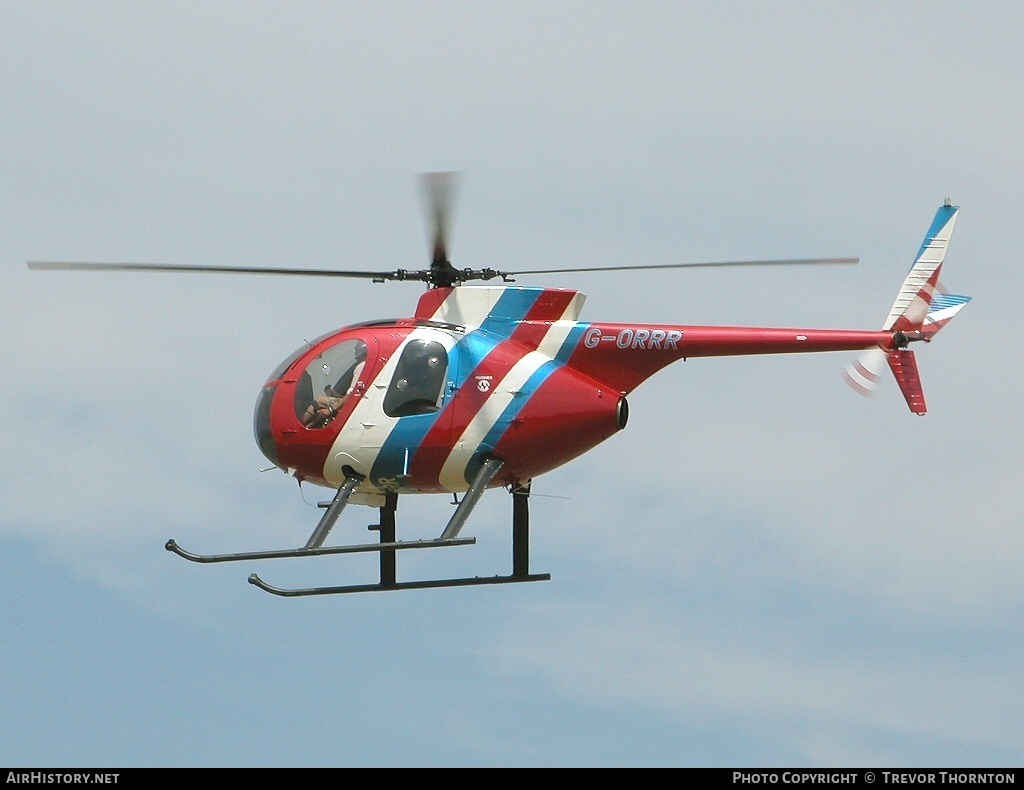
507, 289, 577, 349
414, 287, 454, 320
409, 289, 578, 485
409, 337, 529, 485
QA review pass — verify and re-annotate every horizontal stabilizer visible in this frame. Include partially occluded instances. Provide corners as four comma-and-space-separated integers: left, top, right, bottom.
844, 347, 928, 414
887, 349, 926, 415
919, 292, 971, 339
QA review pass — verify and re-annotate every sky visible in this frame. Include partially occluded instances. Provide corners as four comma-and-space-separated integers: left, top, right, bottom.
1, 1, 1021, 768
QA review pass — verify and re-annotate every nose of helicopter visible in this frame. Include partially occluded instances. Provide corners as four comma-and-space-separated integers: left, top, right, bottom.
253, 382, 281, 468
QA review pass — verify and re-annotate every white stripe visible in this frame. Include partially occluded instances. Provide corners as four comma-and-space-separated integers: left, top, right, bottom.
429, 286, 587, 331
558, 291, 587, 323
534, 292, 588, 357
536, 320, 578, 358
323, 289, 587, 491
428, 285, 505, 328
925, 298, 970, 326
438, 349, 552, 491
322, 327, 456, 488
437, 311, 586, 490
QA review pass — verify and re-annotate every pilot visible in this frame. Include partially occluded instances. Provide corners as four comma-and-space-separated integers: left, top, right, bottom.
301, 342, 368, 428
347, 342, 367, 395
302, 384, 346, 428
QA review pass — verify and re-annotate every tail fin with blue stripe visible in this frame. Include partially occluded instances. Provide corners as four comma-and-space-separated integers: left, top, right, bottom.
843, 201, 971, 414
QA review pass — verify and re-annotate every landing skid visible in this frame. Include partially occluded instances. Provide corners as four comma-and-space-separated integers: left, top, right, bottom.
249, 569, 551, 597
165, 536, 475, 563
166, 460, 551, 596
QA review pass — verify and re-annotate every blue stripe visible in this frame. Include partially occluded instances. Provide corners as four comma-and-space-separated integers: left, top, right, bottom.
451, 330, 503, 388
369, 412, 437, 486
928, 293, 971, 312
486, 288, 543, 327
369, 290, 545, 484
915, 204, 957, 262
462, 358, 560, 484
369, 335, 488, 484
554, 322, 589, 364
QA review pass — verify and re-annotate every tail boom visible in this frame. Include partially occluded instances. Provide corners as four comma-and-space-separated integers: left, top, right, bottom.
566, 323, 894, 395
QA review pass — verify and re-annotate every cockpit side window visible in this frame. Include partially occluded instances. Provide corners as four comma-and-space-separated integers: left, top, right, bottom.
294, 339, 368, 429
383, 340, 448, 418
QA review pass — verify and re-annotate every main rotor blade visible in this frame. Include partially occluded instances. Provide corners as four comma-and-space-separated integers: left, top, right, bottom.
421, 171, 459, 267
506, 257, 858, 276
27, 261, 404, 280
28, 256, 858, 287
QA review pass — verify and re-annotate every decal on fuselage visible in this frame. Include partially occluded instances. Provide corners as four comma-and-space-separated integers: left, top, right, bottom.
583, 326, 683, 350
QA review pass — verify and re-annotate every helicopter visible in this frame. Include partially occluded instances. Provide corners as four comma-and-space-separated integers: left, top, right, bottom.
28, 174, 970, 596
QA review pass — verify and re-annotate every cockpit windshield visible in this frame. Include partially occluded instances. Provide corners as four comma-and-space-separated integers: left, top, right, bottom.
294, 339, 368, 429
264, 330, 339, 384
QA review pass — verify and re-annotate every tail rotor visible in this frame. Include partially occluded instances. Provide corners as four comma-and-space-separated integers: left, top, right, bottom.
843, 346, 888, 398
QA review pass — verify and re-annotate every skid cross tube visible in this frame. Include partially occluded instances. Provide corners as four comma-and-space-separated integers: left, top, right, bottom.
168, 458, 550, 595
166, 475, 474, 563
249, 471, 550, 597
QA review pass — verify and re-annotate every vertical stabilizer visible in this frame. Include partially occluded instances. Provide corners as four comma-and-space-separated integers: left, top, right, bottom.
884, 202, 958, 331
844, 202, 970, 414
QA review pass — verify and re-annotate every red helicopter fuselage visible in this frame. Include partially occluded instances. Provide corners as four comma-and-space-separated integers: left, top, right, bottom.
254, 284, 891, 501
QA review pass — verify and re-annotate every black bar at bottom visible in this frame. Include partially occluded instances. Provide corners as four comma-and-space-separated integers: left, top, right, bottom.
248, 572, 551, 597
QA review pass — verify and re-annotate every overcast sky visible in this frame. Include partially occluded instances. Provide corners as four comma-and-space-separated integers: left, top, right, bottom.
2, 1, 1021, 768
